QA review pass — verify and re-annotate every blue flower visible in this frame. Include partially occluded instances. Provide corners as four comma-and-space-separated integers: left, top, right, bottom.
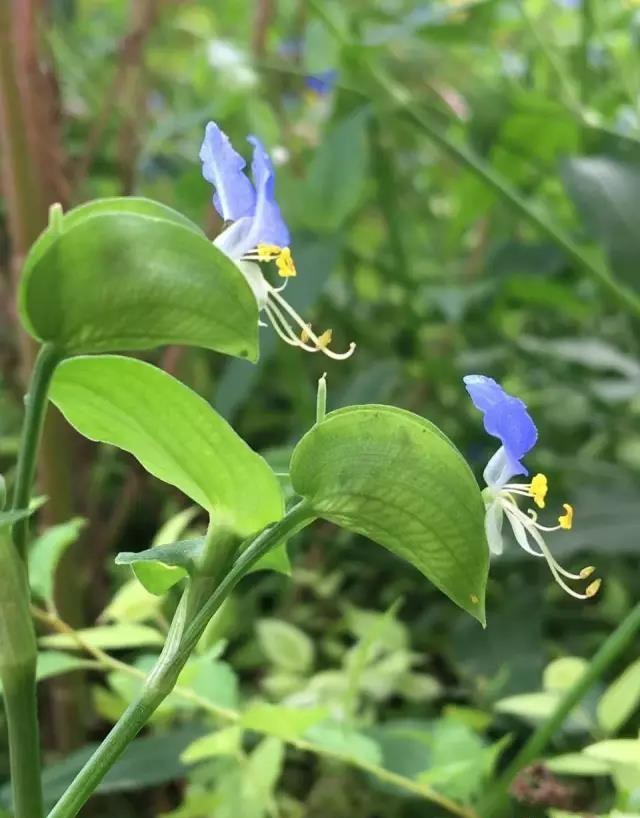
305, 69, 338, 96
463, 374, 537, 482
200, 121, 354, 360
200, 122, 289, 260
464, 374, 599, 600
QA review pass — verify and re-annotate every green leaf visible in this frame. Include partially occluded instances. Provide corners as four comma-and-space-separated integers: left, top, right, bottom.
256, 618, 314, 674
115, 539, 201, 595
100, 579, 163, 624
240, 703, 328, 741
0, 507, 38, 527
562, 157, 640, 284
546, 753, 612, 777
17, 726, 205, 808
298, 110, 370, 232
290, 406, 488, 622
29, 517, 86, 604
116, 532, 289, 596
597, 659, 640, 735
181, 726, 243, 763
306, 721, 382, 766
39, 624, 163, 651
583, 739, 640, 768
0, 652, 94, 696
19, 197, 259, 359
494, 692, 590, 732
37, 650, 94, 680
50, 356, 283, 539
177, 656, 240, 711
543, 657, 588, 693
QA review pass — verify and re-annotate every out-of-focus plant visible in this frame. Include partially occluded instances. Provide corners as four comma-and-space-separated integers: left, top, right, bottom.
1, 1, 640, 818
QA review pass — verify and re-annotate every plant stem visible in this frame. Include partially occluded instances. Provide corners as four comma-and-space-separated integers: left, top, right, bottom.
3, 669, 44, 818
481, 601, 640, 817
0, 532, 44, 818
12, 343, 62, 561
48, 501, 316, 818
0, 342, 61, 818
308, 0, 640, 318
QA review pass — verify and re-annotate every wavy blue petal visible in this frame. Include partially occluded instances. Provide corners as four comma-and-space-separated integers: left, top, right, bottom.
245, 135, 290, 249
464, 375, 537, 477
199, 122, 256, 222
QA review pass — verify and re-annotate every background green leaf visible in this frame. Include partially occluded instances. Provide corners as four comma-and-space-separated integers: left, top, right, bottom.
40, 624, 164, 651
562, 157, 640, 285
29, 517, 86, 605
290, 406, 488, 622
597, 659, 640, 735
256, 618, 315, 674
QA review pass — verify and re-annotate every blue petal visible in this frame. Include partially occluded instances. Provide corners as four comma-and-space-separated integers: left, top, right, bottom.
464, 375, 538, 477
245, 135, 290, 249
305, 69, 338, 95
199, 122, 256, 222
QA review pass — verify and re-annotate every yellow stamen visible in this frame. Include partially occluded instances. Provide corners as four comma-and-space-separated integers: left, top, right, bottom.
586, 578, 601, 598
254, 244, 297, 277
256, 243, 281, 261
558, 503, 573, 530
580, 566, 595, 579
300, 324, 311, 343
529, 473, 548, 509
317, 329, 333, 349
275, 247, 296, 278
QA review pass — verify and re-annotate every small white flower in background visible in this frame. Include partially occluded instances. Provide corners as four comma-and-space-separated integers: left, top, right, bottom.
206, 39, 257, 90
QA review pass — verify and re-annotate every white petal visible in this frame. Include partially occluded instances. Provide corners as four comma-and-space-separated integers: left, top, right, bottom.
236, 261, 269, 310
483, 446, 516, 488
485, 501, 505, 555
214, 216, 254, 259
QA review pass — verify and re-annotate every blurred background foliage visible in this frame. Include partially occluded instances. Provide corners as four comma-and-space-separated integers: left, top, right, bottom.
1, 0, 640, 816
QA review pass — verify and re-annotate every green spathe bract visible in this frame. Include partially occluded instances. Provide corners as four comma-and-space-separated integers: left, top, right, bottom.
49, 355, 284, 539
290, 405, 489, 623
115, 535, 289, 596
19, 198, 259, 360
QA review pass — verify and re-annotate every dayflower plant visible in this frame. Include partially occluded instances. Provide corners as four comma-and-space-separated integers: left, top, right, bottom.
199, 121, 355, 360
464, 374, 600, 600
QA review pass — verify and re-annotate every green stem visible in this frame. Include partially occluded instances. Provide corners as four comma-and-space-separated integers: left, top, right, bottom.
48, 501, 316, 818
481, 602, 640, 817
4, 670, 44, 818
0, 532, 44, 818
12, 343, 63, 561
309, 0, 640, 318
579, 0, 594, 105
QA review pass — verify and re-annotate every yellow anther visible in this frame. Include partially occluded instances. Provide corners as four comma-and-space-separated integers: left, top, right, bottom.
317, 329, 333, 349
558, 503, 573, 530
256, 243, 281, 261
300, 324, 311, 343
586, 578, 601, 598
529, 473, 548, 508
580, 566, 595, 579
275, 247, 296, 278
